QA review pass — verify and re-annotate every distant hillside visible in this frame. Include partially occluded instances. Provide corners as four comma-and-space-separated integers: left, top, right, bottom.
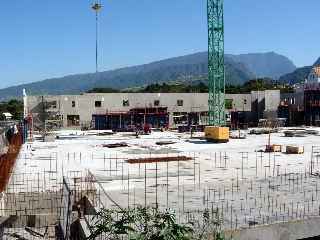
0, 51, 295, 101
278, 56, 320, 84
279, 66, 312, 84
226, 52, 296, 79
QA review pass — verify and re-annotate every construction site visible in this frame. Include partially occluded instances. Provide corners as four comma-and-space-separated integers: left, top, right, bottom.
1, 125, 320, 239
1, 0, 320, 240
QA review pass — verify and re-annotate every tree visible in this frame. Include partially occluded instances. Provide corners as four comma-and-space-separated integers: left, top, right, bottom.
86, 88, 120, 93
0, 99, 23, 120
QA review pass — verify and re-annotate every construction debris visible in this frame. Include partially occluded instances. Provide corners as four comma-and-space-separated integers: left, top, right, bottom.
283, 128, 319, 137
102, 142, 128, 148
230, 130, 247, 139
25, 226, 48, 238
155, 141, 176, 146
265, 144, 282, 153
284, 129, 307, 137
98, 131, 114, 136
286, 145, 304, 154
249, 128, 278, 135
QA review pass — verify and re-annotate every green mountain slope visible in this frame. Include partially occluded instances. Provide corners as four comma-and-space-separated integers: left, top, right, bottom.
279, 57, 320, 84
278, 66, 312, 84
0, 51, 295, 101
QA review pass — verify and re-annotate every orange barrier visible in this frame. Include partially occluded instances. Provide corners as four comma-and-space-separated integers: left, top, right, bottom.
0, 130, 22, 192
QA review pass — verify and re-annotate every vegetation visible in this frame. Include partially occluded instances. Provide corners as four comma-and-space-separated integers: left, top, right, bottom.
87, 87, 120, 93
88, 207, 224, 240
0, 99, 23, 120
139, 82, 208, 93
87, 79, 294, 95
226, 79, 294, 94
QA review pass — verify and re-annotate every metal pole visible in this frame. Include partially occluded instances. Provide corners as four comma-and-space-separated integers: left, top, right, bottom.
95, 11, 98, 73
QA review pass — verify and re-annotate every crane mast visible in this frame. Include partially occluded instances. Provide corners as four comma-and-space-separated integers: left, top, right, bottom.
207, 0, 225, 126
205, 0, 229, 142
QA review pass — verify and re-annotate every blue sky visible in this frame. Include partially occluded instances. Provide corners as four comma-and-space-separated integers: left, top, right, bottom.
0, 0, 319, 89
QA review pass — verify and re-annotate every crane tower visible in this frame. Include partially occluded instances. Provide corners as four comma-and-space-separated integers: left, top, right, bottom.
205, 0, 229, 142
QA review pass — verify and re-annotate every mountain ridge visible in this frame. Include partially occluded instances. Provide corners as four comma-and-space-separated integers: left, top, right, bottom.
278, 56, 320, 84
0, 51, 296, 101
226, 52, 296, 79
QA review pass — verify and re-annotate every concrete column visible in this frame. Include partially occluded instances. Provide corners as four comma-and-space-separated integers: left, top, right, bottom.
169, 113, 174, 128
63, 114, 68, 128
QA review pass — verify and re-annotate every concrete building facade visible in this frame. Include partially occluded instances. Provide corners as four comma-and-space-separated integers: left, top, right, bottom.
26, 91, 280, 129
278, 86, 305, 126
278, 66, 320, 126
308, 66, 320, 83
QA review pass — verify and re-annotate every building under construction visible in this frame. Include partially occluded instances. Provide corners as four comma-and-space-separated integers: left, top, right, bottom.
279, 65, 320, 126
26, 91, 280, 131
304, 66, 320, 126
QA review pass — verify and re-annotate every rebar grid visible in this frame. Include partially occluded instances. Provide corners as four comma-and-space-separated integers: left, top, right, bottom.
2, 139, 320, 235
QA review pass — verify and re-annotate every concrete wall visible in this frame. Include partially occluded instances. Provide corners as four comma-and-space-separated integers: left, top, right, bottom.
225, 217, 320, 240
265, 90, 280, 111
247, 90, 281, 120
27, 91, 279, 128
27, 93, 210, 127
225, 94, 251, 112
251, 91, 266, 121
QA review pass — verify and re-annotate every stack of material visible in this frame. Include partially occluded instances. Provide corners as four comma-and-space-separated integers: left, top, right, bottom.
283, 128, 319, 137
230, 130, 247, 139
102, 142, 128, 148
265, 144, 282, 153
306, 129, 320, 135
286, 146, 304, 154
98, 131, 114, 136
249, 128, 278, 135
283, 129, 307, 137
155, 141, 176, 146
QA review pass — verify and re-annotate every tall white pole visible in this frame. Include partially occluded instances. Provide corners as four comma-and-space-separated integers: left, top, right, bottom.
23, 89, 28, 118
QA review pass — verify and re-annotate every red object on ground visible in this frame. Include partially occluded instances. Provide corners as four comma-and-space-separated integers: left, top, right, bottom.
0, 130, 22, 192
144, 124, 151, 134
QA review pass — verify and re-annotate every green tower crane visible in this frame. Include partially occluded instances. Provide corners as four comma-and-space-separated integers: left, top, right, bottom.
205, 0, 229, 142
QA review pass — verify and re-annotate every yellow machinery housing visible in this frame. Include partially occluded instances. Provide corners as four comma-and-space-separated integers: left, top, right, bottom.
205, 126, 229, 143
